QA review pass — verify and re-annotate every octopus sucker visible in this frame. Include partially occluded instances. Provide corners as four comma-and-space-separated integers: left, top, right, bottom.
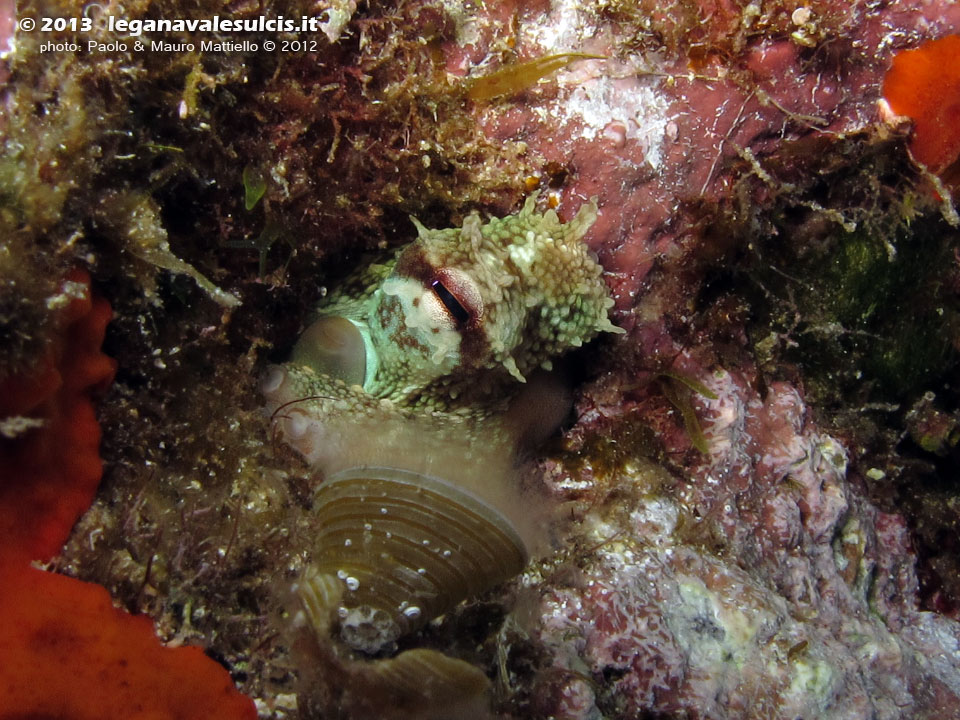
264, 194, 622, 715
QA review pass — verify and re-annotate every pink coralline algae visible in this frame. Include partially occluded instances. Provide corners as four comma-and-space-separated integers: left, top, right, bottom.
9, 0, 960, 716
437, 4, 960, 716
531, 367, 960, 719
454, 1, 960, 305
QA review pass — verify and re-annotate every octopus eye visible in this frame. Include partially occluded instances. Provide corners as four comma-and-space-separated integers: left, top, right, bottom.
430, 278, 471, 326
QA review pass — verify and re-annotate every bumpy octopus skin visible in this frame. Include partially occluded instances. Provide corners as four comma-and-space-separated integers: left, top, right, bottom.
263, 194, 622, 460
261, 195, 623, 678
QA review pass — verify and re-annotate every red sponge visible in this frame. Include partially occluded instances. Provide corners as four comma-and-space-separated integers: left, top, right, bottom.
0, 269, 256, 720
883, 35, 960, 184
0, 268, 116, 566
0, 565, 256, 720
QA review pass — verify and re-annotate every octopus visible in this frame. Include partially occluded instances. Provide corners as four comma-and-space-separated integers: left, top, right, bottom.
261, 194, 622, 718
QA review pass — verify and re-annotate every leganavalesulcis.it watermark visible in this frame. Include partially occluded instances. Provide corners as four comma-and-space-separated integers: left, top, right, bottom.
20, 15, 325, 36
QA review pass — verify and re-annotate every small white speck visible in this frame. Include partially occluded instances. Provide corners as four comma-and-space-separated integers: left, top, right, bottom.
792, 7, 812, 25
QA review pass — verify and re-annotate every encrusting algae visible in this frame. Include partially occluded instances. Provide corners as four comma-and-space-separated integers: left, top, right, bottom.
5, 0, 960, 718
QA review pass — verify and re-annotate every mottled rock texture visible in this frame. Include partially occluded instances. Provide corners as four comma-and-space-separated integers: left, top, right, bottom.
3, 0, 960, 718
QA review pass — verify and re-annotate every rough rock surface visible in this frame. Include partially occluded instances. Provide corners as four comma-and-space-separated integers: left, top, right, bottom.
3, 0, 960, 718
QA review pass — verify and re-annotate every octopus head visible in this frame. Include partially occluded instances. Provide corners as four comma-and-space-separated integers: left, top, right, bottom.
369, 195, 622, 393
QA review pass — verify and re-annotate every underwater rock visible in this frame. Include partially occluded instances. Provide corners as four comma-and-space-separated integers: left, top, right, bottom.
456, 0, 960, 306
525, 361, 960, 718
0, 271, 255, 720
422, 5, 960, 713
6, 0, 959, 718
